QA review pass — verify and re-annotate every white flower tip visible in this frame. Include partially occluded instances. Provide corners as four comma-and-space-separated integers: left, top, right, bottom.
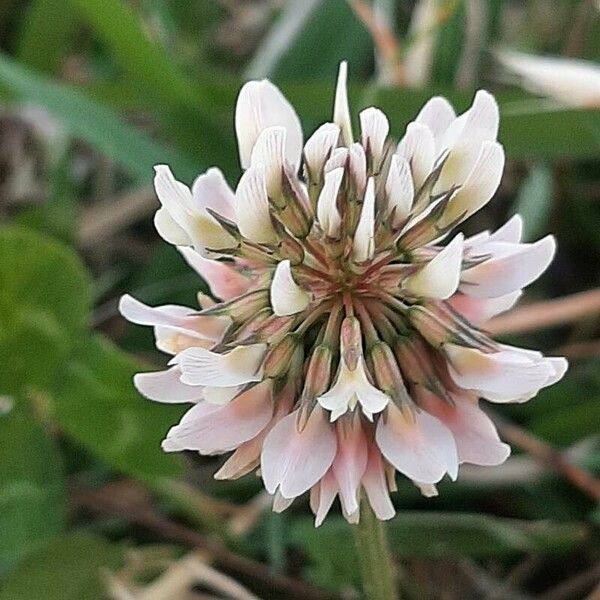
271, 260, 310, 316
317, 167, 344, 237
353, 178, 376, 262
334, 61, 353, 145
404, 233, 464, 299
360, 107, 389, 162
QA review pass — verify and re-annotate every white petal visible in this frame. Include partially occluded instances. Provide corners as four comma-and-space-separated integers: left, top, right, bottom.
415, 96, 456, 145
304, 123, 340, 176
488, 214, 523, 244
440, 141, 505, 227
333, 61, 353, 145
360, 107, 389, 164
348, 143, 367, 193
235, 164, 278, 244
235, 79, 303, 169
134, 367, 203, 403
386, 154, 414, 225
177, 343, 266, 387
317, 167, 343, 237
119, 294, 192, 329
270, 260, 310, 316
324, 147, 348, 173
403, 233, 464, 299
191, 167, 235, 221
460, 235, 555, 298
437, 90, 499, 190
396, 122, 436, 190
497, 50, 600, 108
376, 406, 458, 484
261, 407, 337, 498
250, 126, 286, 197
353, 178, 376, 262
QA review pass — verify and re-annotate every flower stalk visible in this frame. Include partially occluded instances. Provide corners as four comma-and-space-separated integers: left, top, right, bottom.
354, 499, 398, 600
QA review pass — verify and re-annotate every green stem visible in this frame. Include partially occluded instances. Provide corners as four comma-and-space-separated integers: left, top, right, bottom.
353, 500, 399, 600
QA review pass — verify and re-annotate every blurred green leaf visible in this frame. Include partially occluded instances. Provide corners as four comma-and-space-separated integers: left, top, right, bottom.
0, 402, 66, 573
513, 163, 554, 240
0, 534, 123, 600
16, 0, 77, 73
292, 512, 586, 589
0, 227, 90, 392
67, 0, 198, 108
50, 334, 185, 485
0, 53, 197, 183
431, 0, 466, 85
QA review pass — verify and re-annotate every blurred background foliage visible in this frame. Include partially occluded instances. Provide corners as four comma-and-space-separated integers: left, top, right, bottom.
0, 1, 599, 598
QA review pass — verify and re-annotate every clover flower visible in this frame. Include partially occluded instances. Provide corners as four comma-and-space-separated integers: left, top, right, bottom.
120, 62, 567, 525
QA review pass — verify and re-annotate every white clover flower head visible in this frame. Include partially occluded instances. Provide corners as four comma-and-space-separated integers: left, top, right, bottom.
120, 62, 567, 525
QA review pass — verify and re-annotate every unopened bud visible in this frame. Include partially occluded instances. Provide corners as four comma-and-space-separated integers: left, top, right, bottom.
278, 234, 305, 265
204, 289, 269, 323
263, 334, 300, 378
369, 341, 410, 403
276, 165, 314, 238
302, 345, 333, 402
407, 305, 452, 348
340, 316, 362, 370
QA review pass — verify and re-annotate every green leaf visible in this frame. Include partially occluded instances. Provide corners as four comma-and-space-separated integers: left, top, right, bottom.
0, 402, 66, 573
16, 0, 77, 73
50, 334, 185, 485
0, 227, 90, 392
513, 163, 554, 240
291, 512, 586, 588
0, 534, 123, 600
0, 53, 197, 183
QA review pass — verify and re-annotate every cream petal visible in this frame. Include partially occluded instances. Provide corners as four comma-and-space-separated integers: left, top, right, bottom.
191, 167, 236, 221
396, 122, 436, 190
445, 344, 555, 401
333, 61, 353, 145
440, 141, 505, 228
203, 386, 242, 405
386, 154, 414, 226
134, 367, 203, 403
348, 143, 367, 193
304, 123, 340, 176
154, 206, 191, 246
317, 167, 343, 237
270, 260, 310, 316
403, 233, 464, 299
162, 380, 273, 453
353, 177, 376, 262
261, 407, 337, 498
376, 405, 458, 484
460, 235, 555, 298
235, 79, 303, 169
250, 126, 286, 197
177, 343, 266, 387
360, 107, 389, 164
235, 164, 278, 244
177, 247, 250, 301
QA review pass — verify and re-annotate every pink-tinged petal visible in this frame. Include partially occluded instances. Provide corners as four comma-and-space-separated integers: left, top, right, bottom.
261, 407, 337, 499
332, 418, 368, 517
162, 379, 274, 454
445, 344, 555, 401
177, 246, 251, 300
362, 444, 395, 520
214, 384, 294, 480
191, 167, 235, 221
134, 367, 203, 403
310, 470, 338, 527
419, 393, 510, 466
376, 404, 458, 484
460, 235, 555, 298
446, 291, 521, 326
273, 491, 295, 513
